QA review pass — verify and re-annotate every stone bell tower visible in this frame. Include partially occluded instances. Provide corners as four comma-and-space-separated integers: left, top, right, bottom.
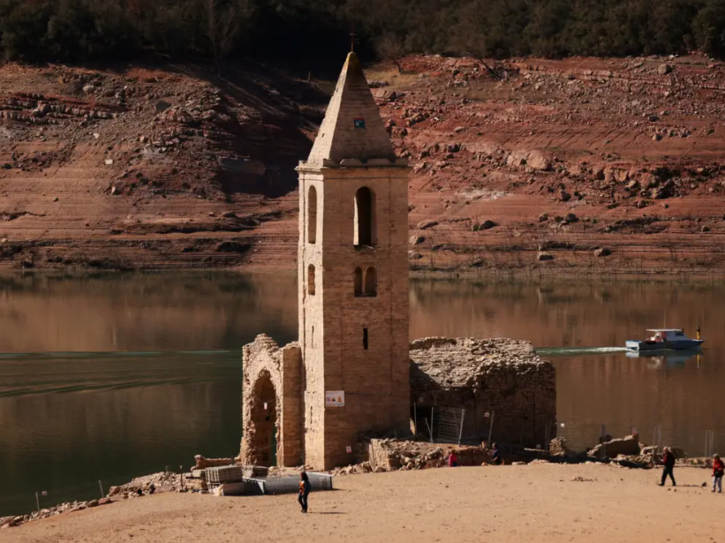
297, 52, 410, 469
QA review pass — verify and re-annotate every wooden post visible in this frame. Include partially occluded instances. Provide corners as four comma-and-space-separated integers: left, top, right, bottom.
458, 409, 466, 445
98, 480, 104, 498
487, 411, 495, 446
35, 491, 40, 513
413, 403, 418, 435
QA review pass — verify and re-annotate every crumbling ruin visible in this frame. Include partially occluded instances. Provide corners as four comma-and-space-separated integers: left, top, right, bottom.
240, 51, 558, 471
410, 337, 556, 448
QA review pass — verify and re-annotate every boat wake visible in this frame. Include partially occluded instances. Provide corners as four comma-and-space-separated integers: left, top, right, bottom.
535, 346, 629, 357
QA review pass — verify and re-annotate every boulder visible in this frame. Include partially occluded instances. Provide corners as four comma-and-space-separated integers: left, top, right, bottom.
657, 64, 673, 75
409, 235, 424, 246
588, 434, 640, 458
527, 150, 551, 171
538, 213, 548, 222
650, 187, 670, 200
613, 169, 629, 183
155, 100, 172, 113
506, 150, 528, 168
549, 437, 570, 457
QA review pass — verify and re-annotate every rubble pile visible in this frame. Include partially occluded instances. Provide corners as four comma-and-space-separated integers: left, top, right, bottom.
0, 497, 113, 529
0, 471, 187, 530
588, 434, 641, 458
108, 471, 183, 498
365, 439, 489, 472
410, 337, 556, 447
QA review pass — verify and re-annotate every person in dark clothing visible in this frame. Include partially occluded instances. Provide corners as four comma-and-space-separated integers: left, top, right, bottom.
492, 443, 502, 465
659, 447, 676, 486
298, 472, 311, 513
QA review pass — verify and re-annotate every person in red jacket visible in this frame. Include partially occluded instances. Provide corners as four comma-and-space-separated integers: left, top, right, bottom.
448, 451, 458, 467
659, 447, 676, 487
712, 454, 724, 493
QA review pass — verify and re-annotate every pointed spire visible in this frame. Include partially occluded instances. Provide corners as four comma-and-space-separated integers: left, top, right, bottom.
304, 52, 400, 168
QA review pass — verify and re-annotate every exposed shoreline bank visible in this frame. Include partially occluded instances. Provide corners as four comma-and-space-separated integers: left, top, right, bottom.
4, 463, 724, 542
1, 266, 725, 282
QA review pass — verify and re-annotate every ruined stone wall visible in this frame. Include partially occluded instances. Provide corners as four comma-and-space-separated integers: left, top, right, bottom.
240, 335, 303, 467
298, 166, 410, 469
367, 439, 490, 471
411, 337, 556, 448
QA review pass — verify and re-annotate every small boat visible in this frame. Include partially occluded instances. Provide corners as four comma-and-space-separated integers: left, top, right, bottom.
626, 329, 704, 352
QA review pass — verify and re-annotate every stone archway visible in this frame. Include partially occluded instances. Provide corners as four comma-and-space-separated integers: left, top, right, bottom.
240, 335, 303, 468
247, 370, 279, 467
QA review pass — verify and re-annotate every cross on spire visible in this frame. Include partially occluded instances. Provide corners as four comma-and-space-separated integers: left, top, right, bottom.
350, 25, 356, 52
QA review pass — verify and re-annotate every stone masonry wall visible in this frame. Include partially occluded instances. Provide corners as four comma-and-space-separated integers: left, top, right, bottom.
299, 166, 411, 469
240, 334, 303, 467
410, 337, 556, 448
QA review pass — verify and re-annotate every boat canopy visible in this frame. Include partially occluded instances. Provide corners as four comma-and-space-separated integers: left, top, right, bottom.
646, 328, 684, 332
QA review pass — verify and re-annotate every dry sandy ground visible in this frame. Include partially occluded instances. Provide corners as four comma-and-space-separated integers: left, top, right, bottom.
5, 464, 724, 543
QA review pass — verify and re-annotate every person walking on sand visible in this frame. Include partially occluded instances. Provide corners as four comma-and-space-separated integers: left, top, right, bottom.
298, 472, 311, 513
659, 447, 676, 487
712, 454, 724, 493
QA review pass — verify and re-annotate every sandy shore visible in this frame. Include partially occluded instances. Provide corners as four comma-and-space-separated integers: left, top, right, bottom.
4, 464, 725, 543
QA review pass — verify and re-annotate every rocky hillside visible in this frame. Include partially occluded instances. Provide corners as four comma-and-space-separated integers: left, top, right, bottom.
377, 54, 725, 275
0, 61, 323, 270
1, 55, 725, 274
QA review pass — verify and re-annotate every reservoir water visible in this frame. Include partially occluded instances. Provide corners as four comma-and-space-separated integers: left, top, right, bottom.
1, 272, 724, 515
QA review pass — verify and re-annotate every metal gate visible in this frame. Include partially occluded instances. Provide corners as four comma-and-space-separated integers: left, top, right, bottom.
428, 406, 466, 444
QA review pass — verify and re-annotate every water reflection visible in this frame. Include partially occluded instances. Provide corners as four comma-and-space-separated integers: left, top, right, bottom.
625, 349, 703, 369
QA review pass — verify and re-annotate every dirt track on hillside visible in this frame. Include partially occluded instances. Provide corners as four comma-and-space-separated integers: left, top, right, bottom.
4, 464, 724, 543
